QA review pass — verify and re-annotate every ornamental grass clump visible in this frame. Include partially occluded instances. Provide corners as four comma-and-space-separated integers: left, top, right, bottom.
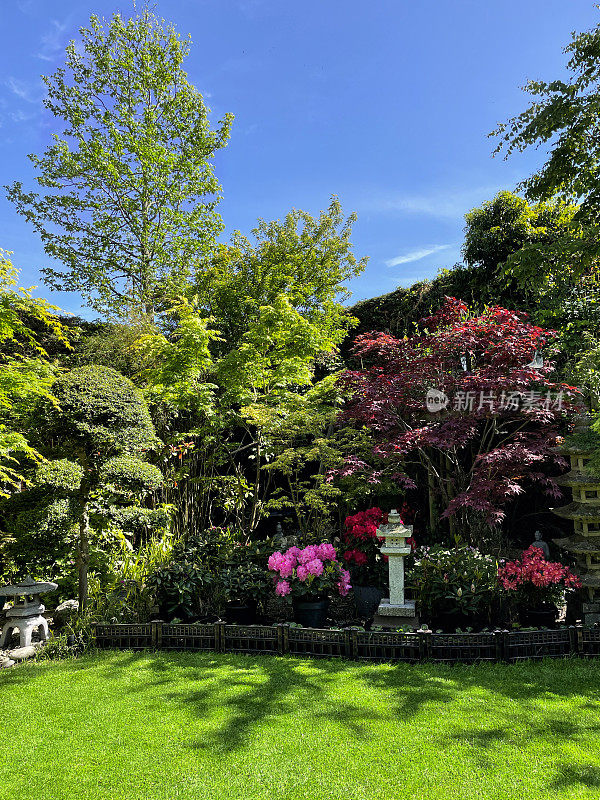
267, 544, 351, 600
498, 545, 581, 609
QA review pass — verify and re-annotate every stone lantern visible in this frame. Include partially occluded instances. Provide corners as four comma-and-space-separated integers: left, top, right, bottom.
0, 576, 57, 648
374, 509, 419, 628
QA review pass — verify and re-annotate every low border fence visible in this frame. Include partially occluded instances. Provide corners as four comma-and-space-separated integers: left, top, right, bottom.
92, 622, 600, 664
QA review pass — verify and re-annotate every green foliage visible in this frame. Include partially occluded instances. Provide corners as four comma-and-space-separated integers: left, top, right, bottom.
408, 545, 499, 622
110, 506, 171, 539
29, 364, 166, 611
6, 11, 233, 319
45, 365, 159, 457
145, 528, 274, 619
193, 197, 365, 348
135, 299, 218, 414
147, 555, 214, 620
0, 250, 69, 494
100, 456, 163, 495
68, 321, 152, 378
0, 488, 77, 584
463, 191, 576, 274
492, 16, 600, 217
489, 18, 600, 374
257, 374, 348, 538
217, 561, 270, 604
36, 459, 83, 493
87, 529, 176, 623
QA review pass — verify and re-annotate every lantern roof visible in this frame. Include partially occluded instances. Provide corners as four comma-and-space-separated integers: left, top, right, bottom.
0, 576, 58, 596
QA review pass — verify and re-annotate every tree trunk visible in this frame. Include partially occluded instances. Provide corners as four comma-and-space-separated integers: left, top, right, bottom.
428, 466, 437, 535
77, 502, 90, 614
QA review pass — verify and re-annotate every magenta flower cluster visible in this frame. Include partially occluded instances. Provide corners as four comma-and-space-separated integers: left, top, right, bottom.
268, 543, 351, 598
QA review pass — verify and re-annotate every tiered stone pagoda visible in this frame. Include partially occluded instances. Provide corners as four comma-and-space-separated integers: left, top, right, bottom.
0, 576, 57, 648
553, 436, 600, 625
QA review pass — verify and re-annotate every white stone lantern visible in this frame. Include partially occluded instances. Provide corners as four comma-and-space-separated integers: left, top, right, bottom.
0, 576, 57, 648
376, 509, 418, 625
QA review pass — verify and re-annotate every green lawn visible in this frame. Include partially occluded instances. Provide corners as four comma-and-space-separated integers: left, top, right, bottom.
2, 652, 600, 799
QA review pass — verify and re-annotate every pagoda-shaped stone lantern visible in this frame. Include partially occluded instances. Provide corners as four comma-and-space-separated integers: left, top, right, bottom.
552, 436, 600, 625
374, 509, 419, 628
0, 576, 57, 648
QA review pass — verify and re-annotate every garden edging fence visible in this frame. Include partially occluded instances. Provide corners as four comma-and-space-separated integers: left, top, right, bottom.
92, 622, 600, 663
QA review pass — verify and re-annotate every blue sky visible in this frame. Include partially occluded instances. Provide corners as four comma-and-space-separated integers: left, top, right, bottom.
0, 0, 598, 318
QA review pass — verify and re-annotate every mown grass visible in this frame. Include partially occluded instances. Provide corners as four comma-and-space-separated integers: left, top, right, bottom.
2, 651, 600, 799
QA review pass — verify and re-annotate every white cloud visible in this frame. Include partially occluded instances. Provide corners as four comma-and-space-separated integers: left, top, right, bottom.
36, 18, 69, 62
385, 244, 452, 267
10, 109, 37, 123
359, 185, 505, 221
6, 77, 44, 104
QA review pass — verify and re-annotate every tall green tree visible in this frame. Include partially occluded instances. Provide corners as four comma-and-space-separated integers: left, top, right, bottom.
6, 11, 232, 320
463, 191, 575, 276
492, 16, 600, 219
193, 197, 367, 351
491, 18, 600, 396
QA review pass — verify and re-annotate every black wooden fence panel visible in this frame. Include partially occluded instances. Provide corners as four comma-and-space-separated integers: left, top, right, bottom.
92, 622, 596, 664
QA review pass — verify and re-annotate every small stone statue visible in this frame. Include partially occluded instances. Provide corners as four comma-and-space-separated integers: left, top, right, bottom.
530, 530, 550, 558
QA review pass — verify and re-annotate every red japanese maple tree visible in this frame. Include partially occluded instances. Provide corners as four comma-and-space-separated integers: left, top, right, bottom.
336, 297, 581, 542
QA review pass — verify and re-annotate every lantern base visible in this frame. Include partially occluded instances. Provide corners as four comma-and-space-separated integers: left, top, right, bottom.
373, 599, 419, 629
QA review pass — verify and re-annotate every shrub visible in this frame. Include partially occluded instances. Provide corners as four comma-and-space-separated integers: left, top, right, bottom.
267, 543, 351, 601
147, 558, 214, 620
408, 545, 499, 622
100, 456, 164, 494
36, 459, 84, 492
498, 545, 581, 608
218, 561, 271, 604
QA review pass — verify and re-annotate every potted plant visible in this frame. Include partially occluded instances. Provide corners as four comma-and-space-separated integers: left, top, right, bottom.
219, 561, 270, 624
342, 508, 389, 617
498, 545, 581, 628
267, 543, 351, 628
408, 545, 499, 631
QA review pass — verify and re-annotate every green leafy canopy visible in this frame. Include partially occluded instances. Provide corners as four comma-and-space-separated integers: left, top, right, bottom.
6, 11, 233, 320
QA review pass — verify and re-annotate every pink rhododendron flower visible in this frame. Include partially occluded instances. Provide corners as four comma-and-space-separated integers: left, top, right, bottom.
275, 580, 291, 597
285, 546, 301, 565
296, 564, 309, 582
306, 558, 324, 577
298, 545, 318, 564
268, 551, 283, 571
317, 543, 336, 561
277, 556, 295, 579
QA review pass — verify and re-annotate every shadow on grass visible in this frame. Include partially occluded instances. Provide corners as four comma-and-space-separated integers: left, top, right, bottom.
84, 650, 600, 757
4, 649, 600, 776
551, 764, 600, 790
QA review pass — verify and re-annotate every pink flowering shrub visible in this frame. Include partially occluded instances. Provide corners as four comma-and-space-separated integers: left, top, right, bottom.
498, 546, 581, 608
268, 543, 351, 601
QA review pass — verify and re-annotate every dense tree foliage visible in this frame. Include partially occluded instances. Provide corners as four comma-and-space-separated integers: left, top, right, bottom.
6, 11, 232, 320
0, 250, 68, 495
339, 298, 580, 549
27, 365, 164, 610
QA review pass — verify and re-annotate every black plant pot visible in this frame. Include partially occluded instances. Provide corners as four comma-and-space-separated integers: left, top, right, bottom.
519, 604, 558, 629
429, 609, 485, 633
225, 599, 258, 625
353, 585, 384, 618
292, 597, 329, 628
